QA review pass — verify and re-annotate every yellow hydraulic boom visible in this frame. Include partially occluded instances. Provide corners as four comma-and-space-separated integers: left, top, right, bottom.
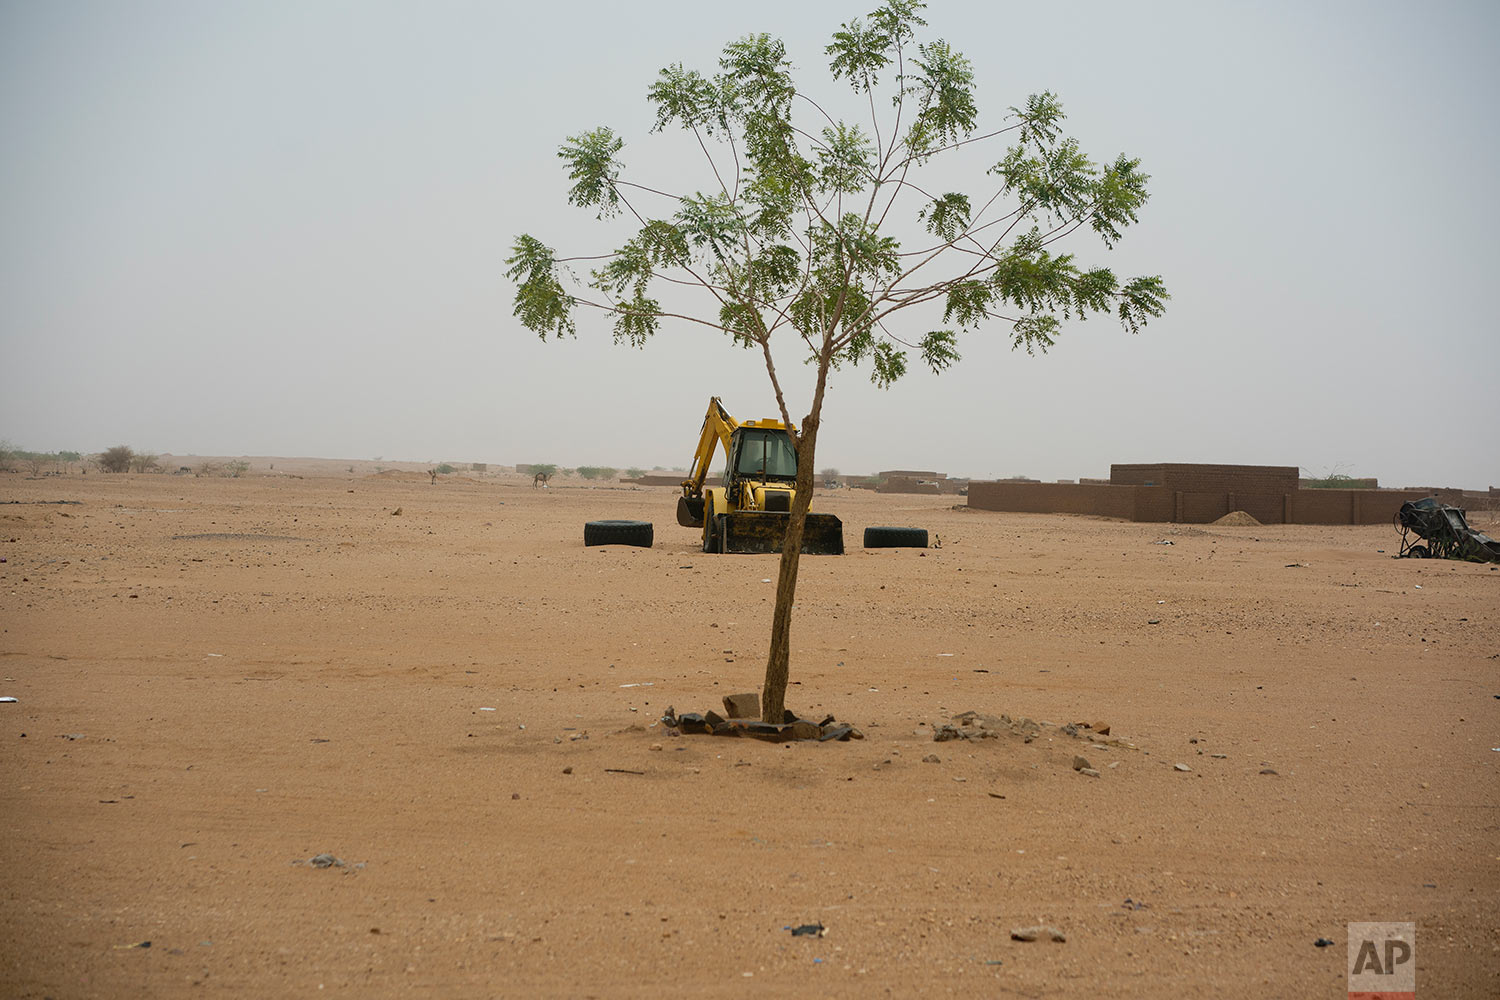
675, 397, 844, 555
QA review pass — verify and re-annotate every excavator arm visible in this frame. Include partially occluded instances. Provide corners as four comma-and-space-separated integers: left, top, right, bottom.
676, 397, 737, 527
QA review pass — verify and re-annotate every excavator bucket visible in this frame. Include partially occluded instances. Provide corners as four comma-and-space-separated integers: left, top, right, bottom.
715, 512, 844, 555
676, 495, 705, 528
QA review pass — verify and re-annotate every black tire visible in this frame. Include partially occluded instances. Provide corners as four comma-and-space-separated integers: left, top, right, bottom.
1406, 544, 1430, 559
863, 525, 928, 548
702, 513, 716, 553
584, 520, 653, 547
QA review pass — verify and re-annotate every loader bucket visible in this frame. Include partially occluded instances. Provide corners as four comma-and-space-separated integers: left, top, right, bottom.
677, 495, 705, 528
716, 512, 844, 555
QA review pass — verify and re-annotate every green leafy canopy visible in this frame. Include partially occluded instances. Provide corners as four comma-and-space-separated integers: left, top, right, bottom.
508, 0, 1168, 391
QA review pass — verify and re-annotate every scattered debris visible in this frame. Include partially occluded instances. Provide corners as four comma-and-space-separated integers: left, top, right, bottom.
1258, 768, 1279, 775
0, 697, 16, 704
307, 853, 345, 868
661, 705, 861, 743
112, 941, 152, 950
1011, 926, 1066, 943
1173, 763, 1192, 772
789, 922, 827, 938
1078, 768, 1101, 778
930, 712, 1135, 749
1314, 937, 1335, 948
390, 507, 402, 516
604, 768, 645, 775
1071, 755, 1091, 772
922, 754, 941, 764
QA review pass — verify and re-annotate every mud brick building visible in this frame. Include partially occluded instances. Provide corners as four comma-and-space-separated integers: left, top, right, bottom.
967, 462, 1465, 525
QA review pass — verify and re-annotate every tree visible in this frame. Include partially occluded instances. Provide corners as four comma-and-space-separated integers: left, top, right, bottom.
129, 452, 160, 474
224, 459, 250, 478
99, 445, 134, 473
507, 1, 1168, 722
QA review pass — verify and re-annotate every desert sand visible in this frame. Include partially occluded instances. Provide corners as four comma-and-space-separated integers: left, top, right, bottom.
1, 469, 1496, 997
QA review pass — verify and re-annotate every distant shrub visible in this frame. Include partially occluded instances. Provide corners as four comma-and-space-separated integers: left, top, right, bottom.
99, 445, 134, 473
435, 463, 455, 475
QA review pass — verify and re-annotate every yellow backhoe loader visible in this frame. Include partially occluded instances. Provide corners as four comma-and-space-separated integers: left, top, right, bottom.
675, 398, 844, 555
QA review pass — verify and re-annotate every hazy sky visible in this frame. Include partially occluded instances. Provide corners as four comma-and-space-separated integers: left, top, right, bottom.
2, 0, 1497, 488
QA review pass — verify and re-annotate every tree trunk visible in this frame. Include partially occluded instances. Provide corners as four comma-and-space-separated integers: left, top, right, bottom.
761, 413, 819, 723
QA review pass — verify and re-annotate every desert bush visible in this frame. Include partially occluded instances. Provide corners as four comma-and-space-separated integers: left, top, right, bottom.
626, 467, 644, 479
130, 452, 160, 473
99, 445, 134, 473
435, 463, 455, 475
224, 459, 250, 478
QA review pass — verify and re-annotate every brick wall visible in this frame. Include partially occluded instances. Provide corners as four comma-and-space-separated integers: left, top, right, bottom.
968, 482, 1138, 519
1111, 463, 1299, 495
877, 477, 941, 494
968, 472, 1468, 526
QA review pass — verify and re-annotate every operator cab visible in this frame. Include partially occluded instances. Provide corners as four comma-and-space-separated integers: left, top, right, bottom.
728, 427, 797, 482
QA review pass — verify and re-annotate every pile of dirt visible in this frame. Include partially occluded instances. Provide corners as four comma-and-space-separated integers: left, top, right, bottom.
1214, 510, 1261, 526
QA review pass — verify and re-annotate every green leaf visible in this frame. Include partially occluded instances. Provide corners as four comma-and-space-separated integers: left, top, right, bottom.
1011, 92, 1064, 149
675, 193, 744, 263
750, 244, 803, 298
904, 39, 975, 156
942, 280, 991, 328
919, 330, 960, 372
1010, 314, 1060, 355
818, 123, 873, 194
1071, 267, 1118, 317
558, 128, 625, 219
870, 340, 908, 388
612, 288, 660, 348
649, 64, 728, 135
991, 236, 1079, 314
1117, 275, 1169, 334
719, 300, 767, 346
1090, 155, 1150, 248
826, 18, 889, 91
919, 192, 971, 243
504, 235, 575, 339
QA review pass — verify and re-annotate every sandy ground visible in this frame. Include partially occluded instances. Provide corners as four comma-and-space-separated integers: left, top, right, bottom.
1, 470, 1496, 998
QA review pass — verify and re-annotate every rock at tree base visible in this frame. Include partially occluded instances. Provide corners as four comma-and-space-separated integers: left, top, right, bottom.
722, 692, 759, 718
